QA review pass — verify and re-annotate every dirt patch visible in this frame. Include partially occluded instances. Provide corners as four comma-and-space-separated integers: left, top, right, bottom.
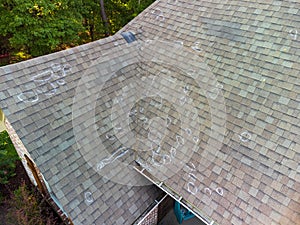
0, 161, 31, 196
0, 203, 8, 225
0, 160, 64, 225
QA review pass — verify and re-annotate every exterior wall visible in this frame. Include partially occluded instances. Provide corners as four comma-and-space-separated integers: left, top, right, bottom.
135, 194, 172, 225
139, 205, 158, 225
5, 119, 37, 185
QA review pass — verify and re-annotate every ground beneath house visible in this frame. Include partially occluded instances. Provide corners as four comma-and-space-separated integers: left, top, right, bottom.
0, 160, 64, 225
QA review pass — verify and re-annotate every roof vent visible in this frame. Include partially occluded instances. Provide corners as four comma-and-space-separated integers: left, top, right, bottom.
121, 32, 136, 43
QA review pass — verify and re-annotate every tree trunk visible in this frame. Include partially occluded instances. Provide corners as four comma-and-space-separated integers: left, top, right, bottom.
90, 21, 94, 41
99, 0, 110, 36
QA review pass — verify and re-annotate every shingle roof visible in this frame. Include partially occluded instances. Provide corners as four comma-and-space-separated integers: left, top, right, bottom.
1, 0, 300, 225
0, 35, 163, 224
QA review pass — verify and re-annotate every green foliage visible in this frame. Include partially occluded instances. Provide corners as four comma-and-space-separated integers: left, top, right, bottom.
6, 182, 55, 225
0, 130, 19, 184
0, 0, 84, 57
0, 0, 155, 63
78, 0, 155, 41
79, 0, 106, 42
105, 0, 155, 34
6, 183, 41, 225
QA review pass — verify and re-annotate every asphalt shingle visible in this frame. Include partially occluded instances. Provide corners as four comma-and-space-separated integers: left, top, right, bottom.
0, 0, 300, 225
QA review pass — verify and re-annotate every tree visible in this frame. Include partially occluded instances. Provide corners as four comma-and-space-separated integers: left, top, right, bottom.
0, 0, 84, 58
79, 0, 155, 41
103, 0, 155, 34
79, 0, 102, 42
0, 0, 155, 62
99, 0, 110, 36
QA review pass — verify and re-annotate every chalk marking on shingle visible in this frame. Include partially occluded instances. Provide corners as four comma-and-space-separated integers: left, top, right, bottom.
216, 187, 224, 196
84, 192, 94, 203
289, 29, 298, 40
238, 131, 252, 142
151, 8, 165, 22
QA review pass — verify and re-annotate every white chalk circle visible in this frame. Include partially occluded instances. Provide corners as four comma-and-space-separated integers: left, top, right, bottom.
204, 187, 212, 196
151, 8, 165, 22
289, 29, 298, 40
191, 42, 202, 52
239, 131, 252, 142
207, 83, 223, 100
17, 91, 39, 103
57, 79, 66, 86
84, 192, 94, 203
167, 0, 178, 4
63, 64, 72, 74
32, 70, 53, 83
170, 147, 176, 158
193, 136, 199, 143
215, 187, 224, 196
187, 181, 198, 195
51, 63, 62, 73
105, 133, 116, 141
